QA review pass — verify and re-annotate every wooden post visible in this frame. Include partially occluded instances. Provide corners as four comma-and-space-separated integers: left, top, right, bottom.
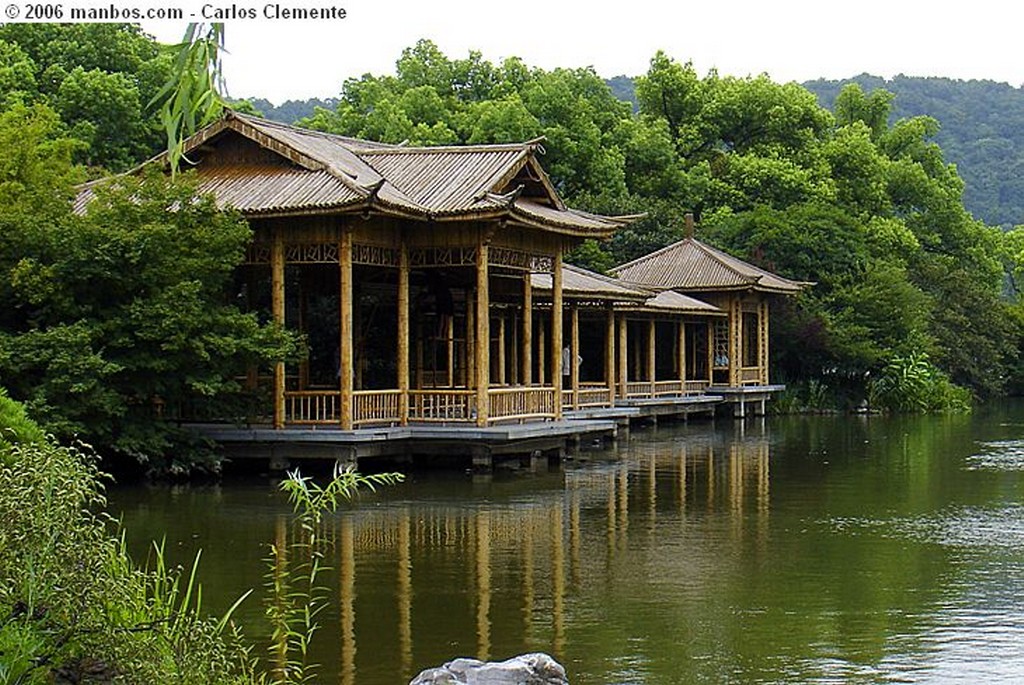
466, 292, 475, 388
729, 297, 741, 387
397, 240, 410, 425
475, 238, 490, 426
339, 228, 354, 430
415, 321, 424, 389
605, 306, 615, 405
706, 321, 715, 385
760, 299, 770, 385
552, 251, 563, 420
617, 314, 628, 399
271, 229, 285, 429
648, 319, 657, 396
522, 274, 532, 385
446, 315, 455, 387
678, 320, 687, 385
570, 304, 580, 410
538, 316, 546, 385
497, 314, 506, 386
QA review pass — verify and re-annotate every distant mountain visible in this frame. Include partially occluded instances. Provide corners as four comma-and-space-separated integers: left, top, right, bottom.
804, 74, 1024, 228
245, 97, 340, 124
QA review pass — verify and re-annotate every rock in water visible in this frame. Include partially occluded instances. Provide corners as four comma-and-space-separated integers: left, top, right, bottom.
409, 652, 568, 685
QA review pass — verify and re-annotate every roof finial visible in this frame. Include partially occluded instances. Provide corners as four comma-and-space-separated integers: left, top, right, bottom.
684, 212, 695, 239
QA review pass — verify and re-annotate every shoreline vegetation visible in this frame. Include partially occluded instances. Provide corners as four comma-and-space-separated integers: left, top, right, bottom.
1, 389, 403, 684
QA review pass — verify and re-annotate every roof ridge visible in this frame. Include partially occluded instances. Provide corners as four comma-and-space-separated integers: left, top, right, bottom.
690, 239, 759, 283
610, 236, 692, 273
356, 140, 539, 155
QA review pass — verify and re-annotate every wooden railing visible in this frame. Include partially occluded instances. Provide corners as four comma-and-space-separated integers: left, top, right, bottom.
353, 390, 401, 426
563, 384, 614, 409
490, 387, 556, 421
685, 380, 711, 394
285, 390, 340, 425
741, 367, 763, 384
409, 389, 475, 422
625, 380, 711, 399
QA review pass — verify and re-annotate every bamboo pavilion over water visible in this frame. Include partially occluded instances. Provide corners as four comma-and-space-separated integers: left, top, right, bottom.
77, 111, 807, 444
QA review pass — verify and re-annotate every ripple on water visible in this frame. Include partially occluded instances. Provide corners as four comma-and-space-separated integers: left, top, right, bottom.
830, 504, 1024, 550
965, 440, 1024, 471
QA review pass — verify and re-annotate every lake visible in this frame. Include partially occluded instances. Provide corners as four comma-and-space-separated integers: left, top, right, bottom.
109, 404, 1024, 683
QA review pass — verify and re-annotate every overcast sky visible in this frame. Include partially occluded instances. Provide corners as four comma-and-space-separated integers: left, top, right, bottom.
139, 0, 1022, 105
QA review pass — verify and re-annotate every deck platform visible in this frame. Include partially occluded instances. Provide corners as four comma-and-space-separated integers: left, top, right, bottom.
189, 419, 619, 470
710, 385, 786, 417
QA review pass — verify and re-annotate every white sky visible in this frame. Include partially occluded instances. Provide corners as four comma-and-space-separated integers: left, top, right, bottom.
132, 0, 1022, 105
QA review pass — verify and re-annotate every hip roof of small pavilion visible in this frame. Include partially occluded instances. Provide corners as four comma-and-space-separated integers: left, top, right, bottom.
610, 237, 809, 294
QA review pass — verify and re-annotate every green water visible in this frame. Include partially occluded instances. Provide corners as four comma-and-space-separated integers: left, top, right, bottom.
109, 405, 1024, 683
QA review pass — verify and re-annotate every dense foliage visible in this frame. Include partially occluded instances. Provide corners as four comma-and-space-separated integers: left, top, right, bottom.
0, 103, 295, 473
805, 74, 1024, 228
301, 41, 1024, 406
0, 23, 170, 172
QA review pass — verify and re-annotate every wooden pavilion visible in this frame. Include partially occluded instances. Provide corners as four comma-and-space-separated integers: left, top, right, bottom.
610, 216, 809, 391
79, 112, 807, 443
77, 111, 642, 430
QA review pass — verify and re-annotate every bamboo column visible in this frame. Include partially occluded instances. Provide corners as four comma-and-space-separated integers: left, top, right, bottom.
397, 241, 410, 425
339, 229, 354, 430
570, 304, 580, 410
497, 315, 506, 386
446, 315, 455, 387
466, 292, 475, 387
729, 297, 742, 387
648, 319, 657, 396
522, 274, 532, 385
538, 317, 546, 385
551, 251, 563, 420
271, 229, 285, 429
706, 321, 715, 386
759, 300, 770, 385
475, 238, 490, 426
678, 320, 687, 386
617, 314, 628, 399
605, 307, 616, 405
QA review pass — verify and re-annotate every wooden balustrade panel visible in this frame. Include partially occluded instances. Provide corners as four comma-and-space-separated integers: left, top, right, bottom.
409, 390, 475, 422
577, 386, 612, 408
285, 391, 340, 425
489, 388, 556, 420
741, 367, 762, 384
685, 380, 710, 394
626, 382, 651, 398
353, 390, 401, 426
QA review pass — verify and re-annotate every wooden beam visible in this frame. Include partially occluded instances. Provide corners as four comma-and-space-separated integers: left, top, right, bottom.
339, 229, 354, 430
522, 274, 533, 386
552, 251, 563, 420
475, 238, 490, 426
271, 228, 285, 429
397, 240, 410, 425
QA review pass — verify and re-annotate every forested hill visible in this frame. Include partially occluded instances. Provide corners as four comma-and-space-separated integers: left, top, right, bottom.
805, 75, 1024, 228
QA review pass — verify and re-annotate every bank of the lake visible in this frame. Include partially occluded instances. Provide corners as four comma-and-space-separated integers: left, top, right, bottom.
110, 403, 1024, 684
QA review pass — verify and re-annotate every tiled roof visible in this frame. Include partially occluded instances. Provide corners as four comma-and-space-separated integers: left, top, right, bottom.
611, 237, 807, 294
76, 111, 634, 237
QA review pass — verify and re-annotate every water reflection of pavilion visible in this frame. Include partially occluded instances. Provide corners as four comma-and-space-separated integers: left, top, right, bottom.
288, 426, 770, 683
